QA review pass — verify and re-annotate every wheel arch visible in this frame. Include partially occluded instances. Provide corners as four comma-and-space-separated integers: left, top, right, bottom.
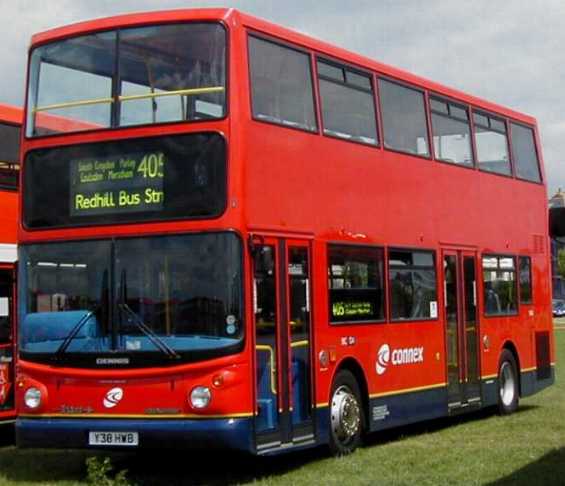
501, 340, 521, 396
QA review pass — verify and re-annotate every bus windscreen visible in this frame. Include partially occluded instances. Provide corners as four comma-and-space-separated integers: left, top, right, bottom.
27, 22, 226, 137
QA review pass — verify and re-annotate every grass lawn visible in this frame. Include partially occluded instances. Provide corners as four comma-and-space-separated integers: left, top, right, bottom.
1, 331, 564, 485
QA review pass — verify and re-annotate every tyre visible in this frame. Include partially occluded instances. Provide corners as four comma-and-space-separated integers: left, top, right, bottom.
497, 349, 519, 415
328, 369, 364, 455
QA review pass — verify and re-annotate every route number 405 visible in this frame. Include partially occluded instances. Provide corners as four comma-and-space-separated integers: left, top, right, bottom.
137, 153, 164, 179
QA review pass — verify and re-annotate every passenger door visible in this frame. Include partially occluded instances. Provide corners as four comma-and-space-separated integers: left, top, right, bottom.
252, 236, 314, 453
443, 250, 481, 412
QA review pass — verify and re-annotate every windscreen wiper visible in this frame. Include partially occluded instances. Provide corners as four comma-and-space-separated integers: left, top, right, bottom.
117, 302, 180, 360
117, 269, 179, 359
55, 309, 97, 361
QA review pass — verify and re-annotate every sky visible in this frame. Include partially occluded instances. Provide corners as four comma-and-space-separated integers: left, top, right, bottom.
2, 0, 564, 195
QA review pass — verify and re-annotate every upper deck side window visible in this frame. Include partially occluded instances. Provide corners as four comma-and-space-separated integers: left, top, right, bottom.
27, 23, 226, 137
430, 97, 473, 167
510, 123, 541, 183
473, 111, 511, 176
0, 122, 20, 190
378, 79, 430, 158
248, 36, 317, 132
317, 59, 378, 145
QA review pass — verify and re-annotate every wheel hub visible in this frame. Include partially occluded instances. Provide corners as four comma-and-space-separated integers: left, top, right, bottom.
500, 361, 515, 406
331, 385, 361, 442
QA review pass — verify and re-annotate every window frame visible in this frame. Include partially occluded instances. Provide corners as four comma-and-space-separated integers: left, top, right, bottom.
518, 255, 533, 305
509, 121, 543, 185
472, 109, 513, 179
429, 94, 475, 169
387, 246, 438, 323
481, 254, 519, 317
327, 242, 386, 325
25, 20, 230, 140
0, 121, 20, 191
377, 76, 432, 160
247, 32, 319, 135
316, 56, 379, 148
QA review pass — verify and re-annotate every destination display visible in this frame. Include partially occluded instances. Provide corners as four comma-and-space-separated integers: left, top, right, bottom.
70, 152, 165, 216
24, 133, 226, 229
332, 301, 373, 318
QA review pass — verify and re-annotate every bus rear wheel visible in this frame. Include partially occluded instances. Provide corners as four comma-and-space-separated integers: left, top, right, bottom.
498, 349, 519, 415
329, 369, 364, 455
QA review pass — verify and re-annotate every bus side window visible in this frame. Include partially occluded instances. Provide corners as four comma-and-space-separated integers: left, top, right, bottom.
0, 281, 10, 343
249, 36, 317, 132
389, 250, 437, 321
519, 256, 533, 304
482, 255, 517, 316
378, 79, 430, 157
328, 244, 385, 324
317, 59, 378, 145
430, 97, 473, 167
511, 124, 541, 183
474, 112, 511, 176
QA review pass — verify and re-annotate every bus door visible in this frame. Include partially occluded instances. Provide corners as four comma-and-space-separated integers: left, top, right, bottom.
252, 237, 314, 452
0, 267, 15, 418
443, 250, 481, 412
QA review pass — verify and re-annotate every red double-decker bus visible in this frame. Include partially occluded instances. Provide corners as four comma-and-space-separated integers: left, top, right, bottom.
0, 104, 20, 426
16, 9, 553, 455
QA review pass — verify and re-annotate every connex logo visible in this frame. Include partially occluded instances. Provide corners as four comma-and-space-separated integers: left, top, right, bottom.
103, 387, 124, 408
376, 344, 391, 375
376, 344, 424, 375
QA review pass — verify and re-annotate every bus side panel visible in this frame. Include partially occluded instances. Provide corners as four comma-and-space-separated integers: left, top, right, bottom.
368, 388, 447, 432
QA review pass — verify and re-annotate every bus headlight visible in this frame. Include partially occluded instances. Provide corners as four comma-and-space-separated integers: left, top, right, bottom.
190, 386, 211, 409
24, 387, 42, 409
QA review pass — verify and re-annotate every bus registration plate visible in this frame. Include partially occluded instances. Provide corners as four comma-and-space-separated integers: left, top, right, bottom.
88, 431, 139, 446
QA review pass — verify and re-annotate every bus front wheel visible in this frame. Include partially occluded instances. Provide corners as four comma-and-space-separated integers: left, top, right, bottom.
328, 369, 364, 455
498, 349, 519, 415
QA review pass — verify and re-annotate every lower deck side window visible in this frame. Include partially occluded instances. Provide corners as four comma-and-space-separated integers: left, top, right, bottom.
519, 256, 532, 304
328, 245, 384, 323
482, 255, 517, 315
389, 250, 437, 320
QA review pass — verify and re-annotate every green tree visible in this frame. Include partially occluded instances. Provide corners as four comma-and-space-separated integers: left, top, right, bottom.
558, 248, 565, 279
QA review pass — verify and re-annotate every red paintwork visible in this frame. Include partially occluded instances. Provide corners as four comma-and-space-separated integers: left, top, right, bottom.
35, 112, 99, 134
0, 104, 19, 245
0, 104, 20, 422
17, 9, 552, 431
0, 104, 22, 127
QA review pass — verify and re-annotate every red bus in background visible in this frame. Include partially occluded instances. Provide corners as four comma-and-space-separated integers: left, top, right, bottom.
16, 9, 553, 455
0, 104, 20, 426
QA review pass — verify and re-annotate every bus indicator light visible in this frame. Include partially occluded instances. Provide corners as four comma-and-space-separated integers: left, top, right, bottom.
212, 374, 224, 388
329, 348, 337, 363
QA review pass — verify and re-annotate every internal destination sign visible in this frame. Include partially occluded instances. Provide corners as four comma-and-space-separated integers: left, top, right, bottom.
70, 152, 165, 216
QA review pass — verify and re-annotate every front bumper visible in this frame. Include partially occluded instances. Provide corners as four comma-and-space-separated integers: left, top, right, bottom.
16, 416, 254, 452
